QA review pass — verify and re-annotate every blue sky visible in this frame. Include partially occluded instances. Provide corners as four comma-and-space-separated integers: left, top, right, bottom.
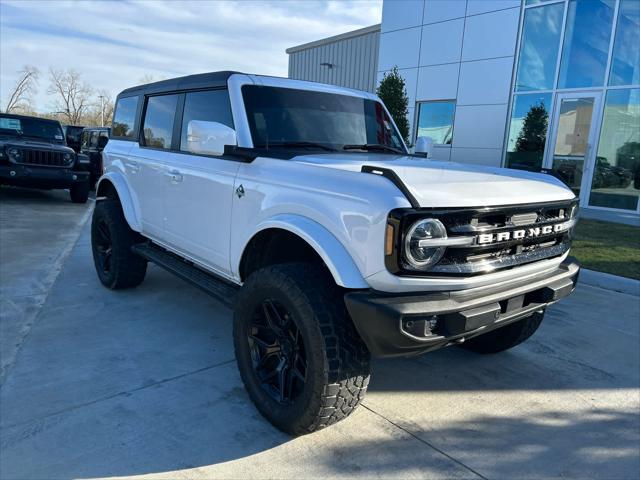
0, 0, 382, 112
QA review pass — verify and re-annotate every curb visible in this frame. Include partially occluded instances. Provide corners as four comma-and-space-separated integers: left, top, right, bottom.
579, 268, 640, 297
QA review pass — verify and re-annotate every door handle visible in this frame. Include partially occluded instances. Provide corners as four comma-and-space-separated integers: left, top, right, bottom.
125, 161, 140, 173
165, 170, 183, 182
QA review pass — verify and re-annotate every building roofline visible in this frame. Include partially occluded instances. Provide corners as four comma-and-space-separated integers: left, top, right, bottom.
286, 24, 381, 54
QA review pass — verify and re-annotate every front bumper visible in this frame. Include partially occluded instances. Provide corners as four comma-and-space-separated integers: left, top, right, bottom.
0, 164, 89, 189
345, 257, 580, 358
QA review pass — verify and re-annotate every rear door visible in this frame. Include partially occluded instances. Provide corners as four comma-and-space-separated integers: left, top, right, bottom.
162, 89, 240, 276
127, 93, 180, 239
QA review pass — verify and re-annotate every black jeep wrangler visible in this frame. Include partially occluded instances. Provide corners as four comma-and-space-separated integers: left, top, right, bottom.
63, 124, 85, 153
80, 127, 109, 187
0, 114, 90, 203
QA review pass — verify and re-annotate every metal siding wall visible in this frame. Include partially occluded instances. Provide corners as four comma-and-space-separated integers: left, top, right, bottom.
288, 30, 380, 92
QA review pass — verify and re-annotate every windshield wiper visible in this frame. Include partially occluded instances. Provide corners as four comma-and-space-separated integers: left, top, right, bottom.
258, 141, 337, 152
343, 143, 404, 154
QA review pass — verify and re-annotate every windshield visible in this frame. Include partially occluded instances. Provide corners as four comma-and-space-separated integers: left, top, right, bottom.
242, 85, 406, 154
0, 115, 65, 143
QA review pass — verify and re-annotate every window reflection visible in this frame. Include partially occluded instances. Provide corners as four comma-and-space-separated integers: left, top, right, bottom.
609, 0, 640, 86
589, 89, 640, 210
515, 3, 564, 91
558, 0, 615, 89
415, 101, 455, 145
505, 93, 551, 171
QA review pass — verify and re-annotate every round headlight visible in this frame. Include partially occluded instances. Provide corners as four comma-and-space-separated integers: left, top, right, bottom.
8, 147, 21, 160
63, 152, 73, 162
404, 218, 447, 269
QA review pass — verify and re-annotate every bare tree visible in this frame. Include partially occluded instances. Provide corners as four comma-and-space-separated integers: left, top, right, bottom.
3, 65, 39, 113
84, 91, 115, 127
48, 68, 93, 125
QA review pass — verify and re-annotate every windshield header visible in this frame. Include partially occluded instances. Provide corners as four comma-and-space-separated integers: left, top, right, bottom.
241, 85, 406, 155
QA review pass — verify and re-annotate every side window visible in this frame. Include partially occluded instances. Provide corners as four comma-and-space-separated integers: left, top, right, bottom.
142, 94, 179, 149
81, 131, 90, 149
90, 131, 99, 148
112, 96, 140, 139
415, 101, 456, 145
180, 89, 234, 152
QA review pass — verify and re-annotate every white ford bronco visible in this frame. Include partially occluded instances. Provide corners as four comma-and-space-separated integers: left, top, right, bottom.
92, 71, 579, 435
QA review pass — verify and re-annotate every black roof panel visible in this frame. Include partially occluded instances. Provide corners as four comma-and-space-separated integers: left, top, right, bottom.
0, 112, 62, 124
118, 70, 241, 97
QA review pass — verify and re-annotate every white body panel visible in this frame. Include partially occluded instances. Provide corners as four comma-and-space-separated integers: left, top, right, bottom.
102, 73, 576, 294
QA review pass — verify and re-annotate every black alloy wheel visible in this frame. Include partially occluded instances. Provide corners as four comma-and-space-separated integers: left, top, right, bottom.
248, 298, 307, 404
94, 219, 113, 277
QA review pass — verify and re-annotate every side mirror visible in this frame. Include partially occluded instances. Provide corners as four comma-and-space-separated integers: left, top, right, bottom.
97, 135, 109, 150
187, 120, 236, 156
414, 136, 434, 158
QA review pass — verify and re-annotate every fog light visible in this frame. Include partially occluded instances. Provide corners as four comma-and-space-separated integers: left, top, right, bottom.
402, 315, 439, 337
72, 174, 77, 180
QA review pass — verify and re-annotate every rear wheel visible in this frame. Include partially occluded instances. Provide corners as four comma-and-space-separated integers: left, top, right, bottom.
233, 263, 370, 435
91, 199, 147, 289
460, 311, 544, 354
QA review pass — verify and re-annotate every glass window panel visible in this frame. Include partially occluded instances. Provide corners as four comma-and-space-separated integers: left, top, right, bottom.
609, 0, 640, 86
415, 101, 455, 145
142, 94, 179, 150
558, 0, 615, 89
505, 93, 552, 171
515, 2, 564, 91
553, 98, 594, 157
589, 88, 640, 210
180, 89, 234, 152
112, 96, 139, 139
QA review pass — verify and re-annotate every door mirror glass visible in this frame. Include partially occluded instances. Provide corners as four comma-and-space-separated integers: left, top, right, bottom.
414, 136, 434, 158
186, 120, 236, 156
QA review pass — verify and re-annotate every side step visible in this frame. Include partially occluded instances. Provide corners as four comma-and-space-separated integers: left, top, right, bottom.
132, 243, 238, 307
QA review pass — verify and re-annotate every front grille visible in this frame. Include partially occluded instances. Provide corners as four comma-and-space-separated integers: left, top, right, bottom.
14, 149, 70, 167
390, 199, 578, 276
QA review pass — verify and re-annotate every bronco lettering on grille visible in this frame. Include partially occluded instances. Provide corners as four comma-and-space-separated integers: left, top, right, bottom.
477, 222, 567, 245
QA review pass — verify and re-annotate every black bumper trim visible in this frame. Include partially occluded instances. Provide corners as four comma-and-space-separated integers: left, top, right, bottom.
0, 164, 89, 189
344, 258, 580, 358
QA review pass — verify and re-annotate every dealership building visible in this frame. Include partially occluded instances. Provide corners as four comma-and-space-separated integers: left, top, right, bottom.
287, 0, 639, 224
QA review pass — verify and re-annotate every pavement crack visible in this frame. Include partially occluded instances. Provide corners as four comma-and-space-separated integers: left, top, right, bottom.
2, 359, 235, 430
361, 403, 489, 480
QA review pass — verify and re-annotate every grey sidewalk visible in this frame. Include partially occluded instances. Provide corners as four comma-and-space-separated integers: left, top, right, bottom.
1, 187, 638, 479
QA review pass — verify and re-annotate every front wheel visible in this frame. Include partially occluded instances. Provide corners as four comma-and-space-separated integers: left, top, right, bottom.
70, 180, 89, 203
460, 311, 544, 354
91, 199, 147, 289
233, 263, 371, 435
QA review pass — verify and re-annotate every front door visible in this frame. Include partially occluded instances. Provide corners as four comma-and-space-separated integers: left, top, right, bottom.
545, 92, 602, 202
162, 153, 240, 277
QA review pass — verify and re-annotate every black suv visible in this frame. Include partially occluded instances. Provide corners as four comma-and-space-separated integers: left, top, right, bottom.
0, 114, 90, 203
63, 125, 85, 153
80, 127, 109, 187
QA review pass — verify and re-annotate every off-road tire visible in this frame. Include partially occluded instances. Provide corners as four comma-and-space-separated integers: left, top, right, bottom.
91, 199, 147, 289
234, 263, 371, 435
460, 311, 544, 354
70, 180, 90, 203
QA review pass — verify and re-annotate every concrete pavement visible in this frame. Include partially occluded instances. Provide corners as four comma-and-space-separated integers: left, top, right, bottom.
1, 186, 638, 479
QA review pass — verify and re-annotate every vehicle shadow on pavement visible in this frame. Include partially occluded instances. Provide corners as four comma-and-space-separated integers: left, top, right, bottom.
321, 407, 640, 479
